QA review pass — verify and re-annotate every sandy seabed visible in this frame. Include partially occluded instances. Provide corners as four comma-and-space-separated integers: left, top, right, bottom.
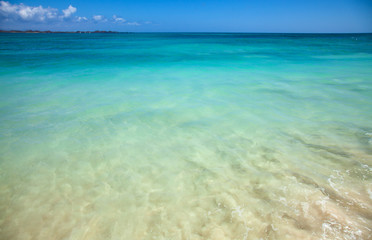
0, 125, 371, 240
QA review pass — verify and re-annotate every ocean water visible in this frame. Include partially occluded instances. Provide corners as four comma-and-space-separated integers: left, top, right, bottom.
0, 33, 371, 240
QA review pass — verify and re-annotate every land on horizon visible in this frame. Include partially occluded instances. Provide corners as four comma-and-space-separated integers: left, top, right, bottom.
1, 30, 371, 34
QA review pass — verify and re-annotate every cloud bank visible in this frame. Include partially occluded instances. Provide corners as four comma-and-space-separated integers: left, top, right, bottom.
0, 1, 59, 22
0, 1, 145, 28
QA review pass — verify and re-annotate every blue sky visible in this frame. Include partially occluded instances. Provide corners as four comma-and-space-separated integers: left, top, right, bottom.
0, 0, 371, 32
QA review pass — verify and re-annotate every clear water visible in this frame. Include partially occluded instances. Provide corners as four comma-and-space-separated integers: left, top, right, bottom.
0, 33, 371, 240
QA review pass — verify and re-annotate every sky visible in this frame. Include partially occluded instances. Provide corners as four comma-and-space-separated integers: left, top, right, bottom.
0, 0, 371, 32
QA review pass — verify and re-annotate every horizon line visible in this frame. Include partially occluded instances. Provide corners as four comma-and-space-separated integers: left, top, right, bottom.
1, 29, 372, 34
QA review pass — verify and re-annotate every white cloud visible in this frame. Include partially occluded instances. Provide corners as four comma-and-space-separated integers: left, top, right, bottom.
0, 1, 58, 22
93, 15, 104, 21
0, 1, 18, 16
113, 15, 125, 23
62, 5, 76, 18
77, 16, 87, 22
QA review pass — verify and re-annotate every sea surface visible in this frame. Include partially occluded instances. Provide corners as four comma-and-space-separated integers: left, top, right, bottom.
0, 33, 371, 240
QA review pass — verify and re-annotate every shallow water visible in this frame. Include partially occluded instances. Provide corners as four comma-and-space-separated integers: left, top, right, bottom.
0, 33, 371, 239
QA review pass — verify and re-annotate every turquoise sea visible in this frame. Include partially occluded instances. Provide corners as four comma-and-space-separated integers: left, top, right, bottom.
0, 33, 371, 239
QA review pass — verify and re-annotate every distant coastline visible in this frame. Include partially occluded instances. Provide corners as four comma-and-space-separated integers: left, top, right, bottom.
0, 30, 121, 33
1, 30, 370, 35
